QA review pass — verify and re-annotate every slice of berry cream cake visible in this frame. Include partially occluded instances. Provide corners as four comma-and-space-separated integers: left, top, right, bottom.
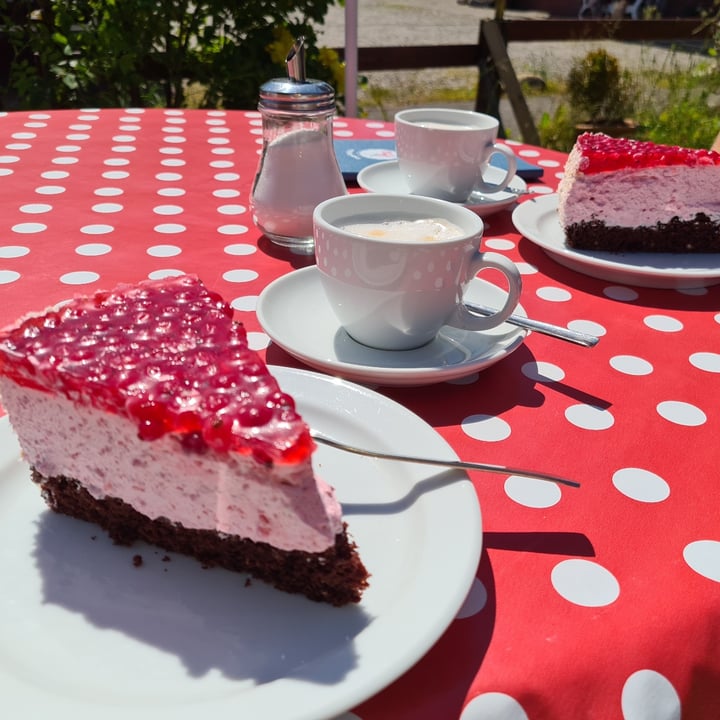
0, 275, 368, 606
557, 133, 720, 252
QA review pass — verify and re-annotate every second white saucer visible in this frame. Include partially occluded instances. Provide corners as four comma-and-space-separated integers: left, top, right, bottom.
357, 161, 527, 217
256, 266, 527, 387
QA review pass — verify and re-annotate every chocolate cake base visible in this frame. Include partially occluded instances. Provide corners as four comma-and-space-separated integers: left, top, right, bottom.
33, 469, 369, 606
565, 214, 720, 253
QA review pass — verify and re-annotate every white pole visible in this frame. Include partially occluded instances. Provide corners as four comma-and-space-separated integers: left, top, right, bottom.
344, 0, 358, 117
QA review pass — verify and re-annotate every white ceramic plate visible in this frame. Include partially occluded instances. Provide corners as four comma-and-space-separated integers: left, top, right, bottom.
357, 160, 527, 217
512, 194, 720, 289
0, 366, 482, 720
257, 266, 527, 387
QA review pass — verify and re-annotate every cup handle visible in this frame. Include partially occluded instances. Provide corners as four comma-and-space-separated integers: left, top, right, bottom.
473, 144, 518, 194
448, 251, 522, 332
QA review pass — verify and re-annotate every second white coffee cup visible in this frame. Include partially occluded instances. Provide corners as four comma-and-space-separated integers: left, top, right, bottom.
313, 193, 522, 351
395, 108, 517, 203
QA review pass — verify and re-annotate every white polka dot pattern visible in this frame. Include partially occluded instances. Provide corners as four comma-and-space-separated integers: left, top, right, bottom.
1, 109, 719, 720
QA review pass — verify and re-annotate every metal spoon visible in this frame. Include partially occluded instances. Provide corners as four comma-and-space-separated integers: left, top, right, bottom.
466, 302, 600, 348
312, 432, 580, 488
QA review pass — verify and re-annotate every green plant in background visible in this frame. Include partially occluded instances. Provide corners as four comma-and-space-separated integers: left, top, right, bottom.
0, 0, 344, 111
566, 48, 638, 124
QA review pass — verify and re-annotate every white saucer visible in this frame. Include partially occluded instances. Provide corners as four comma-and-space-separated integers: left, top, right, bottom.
357, 160, 527, 217
512, 194, 720, 289
256, 266, 528, 387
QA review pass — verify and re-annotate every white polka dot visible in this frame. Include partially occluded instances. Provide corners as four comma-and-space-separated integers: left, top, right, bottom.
76, 243, 112, 256
147, 268, 185, 279
0, 168, 13, 177
211, 147, 235, 156
159, 147, 183, 155
153, 204, 184, 215
505, 475, 562, 508
612, 468, 670, 503
214, 172, 240, 182
92, 202, 123, 213
112, 135, 136, 142
223, 269, 259, 283
0, 155, 20, 163
209, 160, 234, 169
521, 361, 564, 382
12, 132, 36, 139
483, 238, 515, 251
230, 295, 257, 312
536, 286, 572, 302
0, 270, 21, 284
104, 158, 130, 166
20, 203, 52, 214
516, 261, 538, 275
80, 224, 114, 235
213, 188, 241, 198
565, 404, 614, 430
568, 318, 606, 337
246, 331, 269, 351
111, 145, 136, 153
622, 669, 681, 720
604, 286, 639, 302
689, 352, 720, 373
224, 243, 255, 256
461, 692, 528, 720
11, 222, 46, 234
153, 223, 187, 234
94, 187, 123, 197
41, 170, 69, 180
6, 143, 31, 150
551, 559, 619, 607
218, 224, 249, 235
35, 185, 66, 195
217, 204, 247, 215
677, 286, 707, 297
157, 188, 186, 197
102, 171, 129, 180
461, 414, 511, 442
163, 135, 186, 144
0, 246, 30, 258
644, 314, 683, 332
160, 158, 186, 167
147, 244, 182, 257
456, 578, 487, 619
610, 355, 653, 376
60, 271, 100, 285
656, 400, 706, 427
156, 172, 183, 182
683, 540, 720, 582
52, 156, 79, 165
55, 144, 82, 152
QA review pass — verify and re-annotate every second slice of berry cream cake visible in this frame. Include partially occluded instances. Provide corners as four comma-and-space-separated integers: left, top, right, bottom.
557, 132, 720, 252
0, 275, 368, 606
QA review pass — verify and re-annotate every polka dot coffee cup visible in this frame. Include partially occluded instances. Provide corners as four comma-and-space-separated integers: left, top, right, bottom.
313, 193, 522, 351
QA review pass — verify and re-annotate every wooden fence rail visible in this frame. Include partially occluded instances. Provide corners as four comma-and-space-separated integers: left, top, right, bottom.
332, 18, 716, 143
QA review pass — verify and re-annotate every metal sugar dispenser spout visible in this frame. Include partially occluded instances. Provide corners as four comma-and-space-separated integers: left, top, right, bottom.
250, 36, 348, 254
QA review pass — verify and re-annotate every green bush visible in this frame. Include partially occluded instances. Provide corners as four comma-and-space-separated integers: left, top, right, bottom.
0, 0, 343, 111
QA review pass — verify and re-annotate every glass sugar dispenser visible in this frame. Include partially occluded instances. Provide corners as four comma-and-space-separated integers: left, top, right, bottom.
250, 37, 347, 254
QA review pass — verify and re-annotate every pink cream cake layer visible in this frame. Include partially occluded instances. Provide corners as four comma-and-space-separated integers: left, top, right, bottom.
0, 379, 343, 553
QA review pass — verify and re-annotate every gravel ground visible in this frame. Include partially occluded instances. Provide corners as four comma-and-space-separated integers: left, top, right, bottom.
316, 0, 709, 136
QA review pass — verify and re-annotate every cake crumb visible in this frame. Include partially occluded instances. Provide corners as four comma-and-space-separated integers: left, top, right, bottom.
132, 554, 143, 567
161, 555, 171, 562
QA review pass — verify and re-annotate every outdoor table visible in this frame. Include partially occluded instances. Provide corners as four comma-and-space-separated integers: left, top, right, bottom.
0, 108, 718, 720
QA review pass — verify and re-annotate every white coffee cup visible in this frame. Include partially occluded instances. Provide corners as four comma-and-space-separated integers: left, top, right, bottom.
395, 108, 518, 203
313, 193, 522, 351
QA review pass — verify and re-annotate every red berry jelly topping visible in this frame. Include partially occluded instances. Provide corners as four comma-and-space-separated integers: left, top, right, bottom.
0, 275, 312, 464
576, 132, 720, 174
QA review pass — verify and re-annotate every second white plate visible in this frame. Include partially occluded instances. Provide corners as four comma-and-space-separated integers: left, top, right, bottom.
257, 266, 528, 387
512, 194, 720, 289
357, 160, 527, 217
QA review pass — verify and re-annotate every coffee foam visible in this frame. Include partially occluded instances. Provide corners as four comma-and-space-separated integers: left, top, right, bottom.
340, 218, 464, 243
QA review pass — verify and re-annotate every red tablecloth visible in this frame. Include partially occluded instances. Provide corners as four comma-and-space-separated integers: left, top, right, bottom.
1, 108, 719, 720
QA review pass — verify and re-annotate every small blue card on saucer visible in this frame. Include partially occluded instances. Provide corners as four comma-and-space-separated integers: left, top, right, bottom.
334, 139, 544, 182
